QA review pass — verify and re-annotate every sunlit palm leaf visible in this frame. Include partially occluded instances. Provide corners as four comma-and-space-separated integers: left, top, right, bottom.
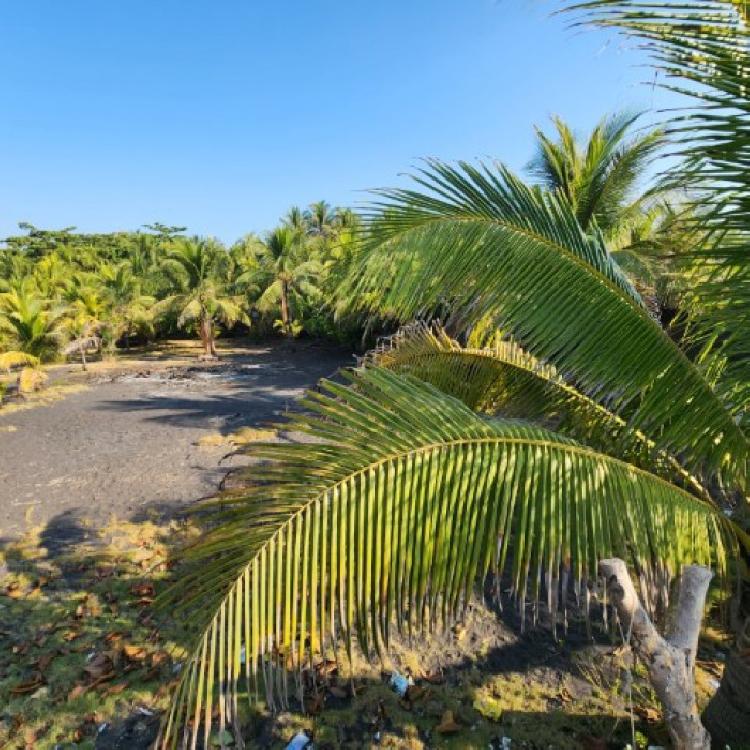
345, 161, 749, 488
0, 351, 40, 371
566, 0, 750, 429
158, 368, 741, 747
366, 323, 710, 498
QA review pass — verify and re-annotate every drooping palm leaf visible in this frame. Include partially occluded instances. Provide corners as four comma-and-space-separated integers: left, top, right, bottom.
566, 0, 750, 430
365, 323, 710, 498
0, 351, 40, 371
158, 368, 741, 747
344, 161, 750, 488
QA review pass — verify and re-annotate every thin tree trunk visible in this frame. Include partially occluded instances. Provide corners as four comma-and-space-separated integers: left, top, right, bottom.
280, 281, 291, 336
80, 344, 87, 372
599, 558, 712, 750
199, 316, 218, 359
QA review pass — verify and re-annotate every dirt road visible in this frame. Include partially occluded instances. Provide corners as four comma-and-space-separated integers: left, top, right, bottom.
0, 342, 350, 545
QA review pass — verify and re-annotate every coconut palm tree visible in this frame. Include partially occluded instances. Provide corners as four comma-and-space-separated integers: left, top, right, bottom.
527, 112, 663, 238
158, 237, 248, 359
0, 280, 65, 362
97, 262, 155, 350
241, 225, 322, 336
537, 112, 663, 230
306, 199, 335, 236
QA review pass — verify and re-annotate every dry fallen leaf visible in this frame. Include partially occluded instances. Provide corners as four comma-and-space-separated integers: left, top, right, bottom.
436, 710, 461, 734
105, 682, 128, 696
11, 678, 44, 695
123, 644, 148, 661
130, 582, 155, 598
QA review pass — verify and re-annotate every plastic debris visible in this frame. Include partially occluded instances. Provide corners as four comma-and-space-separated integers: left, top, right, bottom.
286, 731, 312, 749
389, 670, 413, 697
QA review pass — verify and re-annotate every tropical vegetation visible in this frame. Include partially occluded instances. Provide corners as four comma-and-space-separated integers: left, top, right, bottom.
152, 1, 750, 748
0, 206, 362, 375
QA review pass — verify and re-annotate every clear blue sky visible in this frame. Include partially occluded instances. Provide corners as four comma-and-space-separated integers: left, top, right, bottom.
0, 0, 676, 245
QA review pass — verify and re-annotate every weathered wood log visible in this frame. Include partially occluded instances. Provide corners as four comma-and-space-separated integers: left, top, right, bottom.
599, 558, 712, 750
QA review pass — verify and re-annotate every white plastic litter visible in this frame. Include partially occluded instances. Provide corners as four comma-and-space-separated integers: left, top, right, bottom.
286, 731, 312, 749
389, 671, 413, 697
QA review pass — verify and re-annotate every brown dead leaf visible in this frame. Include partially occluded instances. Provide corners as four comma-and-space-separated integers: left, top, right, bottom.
130, 582, 155, 598
68, 683, 88, 701
11, 678, 44, 695
436, 710, 461, 734
123, 644, 148, 661
62, 630, 81, 642
150, 650, 169, 667
635, 706, 660, 722
105, 682, 128, 696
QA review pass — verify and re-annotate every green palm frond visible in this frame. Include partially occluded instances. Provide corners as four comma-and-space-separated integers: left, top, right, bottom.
528, 112, 664, 235
365, 323, 710, 498
158, 368, 742, 747
566, 0, 750, 414
345, 161, 749, 488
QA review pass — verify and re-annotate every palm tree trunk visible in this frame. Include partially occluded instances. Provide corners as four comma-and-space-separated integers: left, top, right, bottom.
280, 280, 291, 336
199, 315, 218, 359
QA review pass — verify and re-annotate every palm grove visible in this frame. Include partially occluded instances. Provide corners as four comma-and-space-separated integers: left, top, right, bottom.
0, 204, 361, 382
2, 1, 749, 747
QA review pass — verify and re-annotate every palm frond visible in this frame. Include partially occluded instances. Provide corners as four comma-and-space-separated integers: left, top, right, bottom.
0, 351, 40, 371
365, 323, 710, 498
158, 368, 742, 747
566, 0, 750, 413
346, 161, 750, 488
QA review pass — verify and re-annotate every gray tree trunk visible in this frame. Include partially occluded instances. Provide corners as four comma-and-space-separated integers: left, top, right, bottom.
599, 558, 712, 750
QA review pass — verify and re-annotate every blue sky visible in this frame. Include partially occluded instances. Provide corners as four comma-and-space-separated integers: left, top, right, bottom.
0, 1, 676, 244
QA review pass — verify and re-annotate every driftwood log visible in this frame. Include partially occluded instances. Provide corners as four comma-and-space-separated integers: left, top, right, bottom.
599, 558, 712, 750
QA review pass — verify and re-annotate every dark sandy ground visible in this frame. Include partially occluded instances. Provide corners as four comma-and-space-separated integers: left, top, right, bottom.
0, 341, 351, 544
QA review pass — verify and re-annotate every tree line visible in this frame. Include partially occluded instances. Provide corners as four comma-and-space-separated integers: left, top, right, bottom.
0, 202, 362, 370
